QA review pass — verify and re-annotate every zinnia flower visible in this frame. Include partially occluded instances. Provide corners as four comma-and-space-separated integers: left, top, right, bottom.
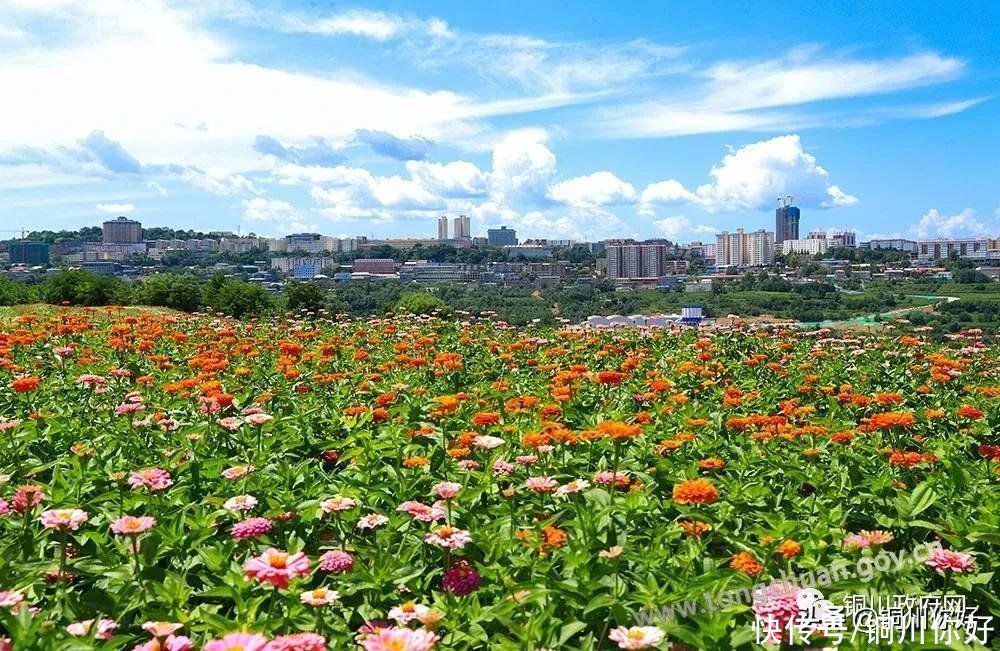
203, 632, 269, 651
111, 515, 156, 535
423, 526, 472, 549
359, 627, 438, 651
925, 548, 975, 574
608, 626, 665, 649
66, 619, 118, 640
318, 549, 355, 573
524, 476, 559, 493
265, 633, 326, 651
441, 560, 481, 596
357, 514, 389, 529
244, 548, 311, 588
39, 508, 89, 531
299, 587, 339, 606
128, 468, 172, 492
224, 495, 258, 511
232, 517, 272, 540
320, 496, 357, 513
672, 478, 718, 505
433, 481, 462, 500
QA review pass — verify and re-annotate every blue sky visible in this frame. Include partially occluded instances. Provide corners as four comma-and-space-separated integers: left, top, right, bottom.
0, 0, 997, 242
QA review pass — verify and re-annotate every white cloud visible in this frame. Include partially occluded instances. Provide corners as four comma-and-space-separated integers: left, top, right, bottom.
488, 129, 557, 204
180, 168, 257, 196
639, 179, 697, 211
405, 160, 488, 197
600, 49, 969, 138
909, 208, 991, 239
547, 171, 637, 208
279, 9, 452, 41
96, 203, 135, 215
823, 185, 859, 208
640, 134, 856, 213
241, 197, 294, 221
653, 215, 718, 240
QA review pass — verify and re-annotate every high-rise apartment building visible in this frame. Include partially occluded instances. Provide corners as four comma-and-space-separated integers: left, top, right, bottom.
605, 243, 686, 279
452, 215, 471, 240
437, 216, 448, 240
102, 216, 142, 243
715, 229, 774, 267
774, 196, 800, 244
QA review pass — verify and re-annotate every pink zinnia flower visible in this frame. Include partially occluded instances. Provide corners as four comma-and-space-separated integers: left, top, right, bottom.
524, 476, 558, 493
472, 435, 504, 450
0, 498, 8, 516
318, 549, 354, 574
356, 513, 389, 529
925, 548, 976, 574
751, 581, 800, 644
387, 601, 430, 623
0, 590, 25, 610
433, 482, 462, 500
222, 465, 255, 480
0, 419, 21, 432
245, 413, 273, 426
11, 485, 44, 514
133, 636, 193, 651
244, 548, 311, 589
39, 508, 89, 531
359, 627, 438, 651
128, 468, 172, 492
397, 501, 445, 522
66, 618, 118, 640
608, 626, 665, 649
232, 517, 272, 540
142, 622, 183, 637
556, 479, 591, 495
224, 495, 259, 511
842, 534, 869, 550
111, 515, 156, 535
491, 460, 514, 476
299, 587, 340, 606
457, 460, 480, 470
320, 496, 357, 513
423, 526, 472, 550
204, 632, 269, 651
217, 417, 242, 431
515, 455, 539, 465
265, 633, 326, 651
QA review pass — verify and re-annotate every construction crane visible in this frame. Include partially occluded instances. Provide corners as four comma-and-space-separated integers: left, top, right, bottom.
0, 229, 29, 239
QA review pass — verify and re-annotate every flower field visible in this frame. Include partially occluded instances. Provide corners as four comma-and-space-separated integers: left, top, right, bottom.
1, 307, 999, 650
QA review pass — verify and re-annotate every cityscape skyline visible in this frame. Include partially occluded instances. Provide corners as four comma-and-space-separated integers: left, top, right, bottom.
0, 1, 998, 243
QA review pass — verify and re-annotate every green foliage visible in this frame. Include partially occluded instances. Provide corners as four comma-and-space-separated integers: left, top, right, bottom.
396, 291, 450, 316
201, 274, 274, 318
42, 270, 132, 306
283, 281, 327, 314
134, 273, 204, 312
0, 277, 39, 306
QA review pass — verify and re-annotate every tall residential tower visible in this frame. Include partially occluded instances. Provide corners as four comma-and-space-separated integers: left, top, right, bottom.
775, 196, 800, 244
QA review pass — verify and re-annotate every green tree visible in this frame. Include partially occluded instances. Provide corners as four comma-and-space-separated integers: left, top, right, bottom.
42, 270, 132, 306
134, 273, 203, 312
396, 291, 450, 316
284, 281, 327, 314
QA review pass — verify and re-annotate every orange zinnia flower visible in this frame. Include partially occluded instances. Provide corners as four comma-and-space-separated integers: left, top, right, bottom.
957, 405, 984, 420
597, 421, 642, 440
776, 540, 801, 558
730, 551, 763, 576
12, 376, 40, 393
679, 520, 712, 538
672, 478, 719, 505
